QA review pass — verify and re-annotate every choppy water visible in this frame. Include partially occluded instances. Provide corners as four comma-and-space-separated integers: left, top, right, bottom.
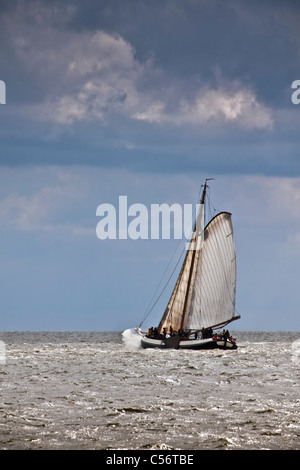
0, 330, 299, 450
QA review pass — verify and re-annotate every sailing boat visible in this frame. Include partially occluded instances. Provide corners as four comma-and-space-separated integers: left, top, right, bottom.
139, 179, 240, 350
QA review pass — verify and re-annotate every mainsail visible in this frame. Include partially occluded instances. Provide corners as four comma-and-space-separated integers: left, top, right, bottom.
158, 181, 238, 334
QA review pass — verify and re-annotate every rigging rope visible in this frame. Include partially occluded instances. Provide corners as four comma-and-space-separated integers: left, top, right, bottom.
139, 187, 201, 328
138, 242, 186, 328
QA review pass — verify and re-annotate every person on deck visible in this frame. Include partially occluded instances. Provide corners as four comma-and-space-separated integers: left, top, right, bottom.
222, 329, 230, 344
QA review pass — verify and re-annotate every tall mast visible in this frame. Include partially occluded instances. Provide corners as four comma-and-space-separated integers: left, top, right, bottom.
200, 180, 208, 205
180, 179, 208, 331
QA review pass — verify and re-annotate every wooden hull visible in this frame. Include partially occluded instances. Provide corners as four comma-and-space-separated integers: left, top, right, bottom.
141, 335, 237, 350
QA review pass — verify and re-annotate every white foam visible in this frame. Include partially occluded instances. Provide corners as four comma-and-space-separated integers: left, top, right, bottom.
122, 328, 142, 350
0, 340, 5, 364
291, 339, 300, 364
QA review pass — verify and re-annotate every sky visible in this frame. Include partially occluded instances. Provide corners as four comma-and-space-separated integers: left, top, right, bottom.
0, 0, 300, 331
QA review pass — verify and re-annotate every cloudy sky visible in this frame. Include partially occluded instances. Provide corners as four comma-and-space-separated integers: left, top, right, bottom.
0, 0, 300, 331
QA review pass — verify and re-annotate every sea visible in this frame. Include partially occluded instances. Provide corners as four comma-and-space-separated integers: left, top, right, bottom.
0, 330, 299, 452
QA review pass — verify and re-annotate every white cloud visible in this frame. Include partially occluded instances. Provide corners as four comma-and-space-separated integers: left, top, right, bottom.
180, 88, 273, 129
0, 186, 67, 231
132, 102, 166, 124
217, 175, 300, 226
260, 177, 300, 221
133, 87, 273, 130
0, 167, 86, 233
1, 167, 299, 253
214, 175, 300, 259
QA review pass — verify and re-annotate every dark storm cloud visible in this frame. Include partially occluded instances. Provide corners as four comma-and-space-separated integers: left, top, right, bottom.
0, 0, 299, 175
64, 0, 300, 103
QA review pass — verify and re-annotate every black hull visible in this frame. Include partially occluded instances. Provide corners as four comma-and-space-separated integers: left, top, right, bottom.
141, 335, 237, 350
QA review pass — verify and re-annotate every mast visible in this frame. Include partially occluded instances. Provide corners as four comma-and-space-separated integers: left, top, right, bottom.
156, 177, 237, 336
179, 180, 208, 331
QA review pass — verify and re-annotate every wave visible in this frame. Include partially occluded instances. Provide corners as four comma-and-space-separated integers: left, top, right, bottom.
122, 328, 142, 350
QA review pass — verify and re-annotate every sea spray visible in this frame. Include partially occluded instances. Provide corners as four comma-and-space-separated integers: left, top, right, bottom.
122, 328, 142, 349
